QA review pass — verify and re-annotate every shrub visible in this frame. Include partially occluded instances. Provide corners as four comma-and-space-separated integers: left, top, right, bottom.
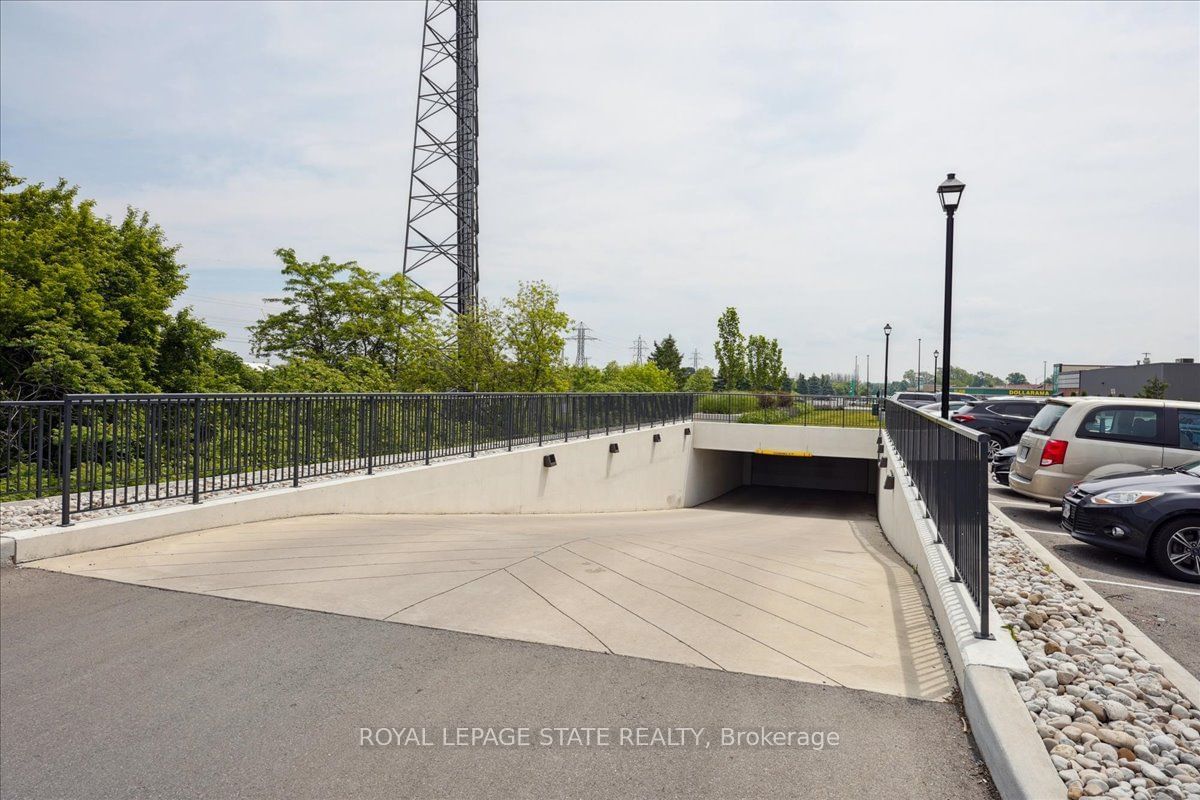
695, 393, 758, 414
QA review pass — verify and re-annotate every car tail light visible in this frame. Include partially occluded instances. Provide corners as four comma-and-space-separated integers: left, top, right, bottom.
1040, 439, 1068, 467
952, 414, 975, 422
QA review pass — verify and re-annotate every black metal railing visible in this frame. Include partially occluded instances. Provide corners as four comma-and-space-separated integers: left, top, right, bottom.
2, 392, 693, 525
3, 391, 885, 526
884, 399, 991, 639
693, 393, 877, 428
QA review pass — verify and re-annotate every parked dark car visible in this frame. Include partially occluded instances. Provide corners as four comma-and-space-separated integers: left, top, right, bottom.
1060, 460, 1200, 583
891, 391, 980, 409
990, 445, 1017, 485
951, 397, 1045, 456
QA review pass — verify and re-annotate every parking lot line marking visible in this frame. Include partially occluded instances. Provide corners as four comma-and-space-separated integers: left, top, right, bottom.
1021, 527, 1073, 538
1082, 578, 1200, 597
994, 498, 1060, 511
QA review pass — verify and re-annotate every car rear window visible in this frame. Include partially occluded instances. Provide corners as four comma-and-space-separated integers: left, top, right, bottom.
1177, 410, 1200, 451
1028, 403, 1068, 434
1078, 407, 1162, 443
1006, 401, 1041, 418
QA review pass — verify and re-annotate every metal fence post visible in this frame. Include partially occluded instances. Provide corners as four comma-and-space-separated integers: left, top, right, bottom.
425, 395, 434, 465
470, 394, 478, 457
367, 396, 376, 475
35, 405, 44, 498
537, 394, 544, 447
59, 396, 73, 527
506, 396, 514, 451
291, 398, 300, 487
192, 397, 202, 504
976, 437, 992, 639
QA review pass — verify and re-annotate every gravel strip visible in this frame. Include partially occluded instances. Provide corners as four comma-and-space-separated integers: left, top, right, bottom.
990, 518, 1200, 799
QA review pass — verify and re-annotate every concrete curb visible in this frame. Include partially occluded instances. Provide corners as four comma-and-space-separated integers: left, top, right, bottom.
876, 435, 1062, 800
963, 664, 1069, 800
990, 502, 1200, 708
1, 535, 14, 565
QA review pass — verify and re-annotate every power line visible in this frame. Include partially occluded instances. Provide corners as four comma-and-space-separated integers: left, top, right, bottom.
185, 294, 276, 310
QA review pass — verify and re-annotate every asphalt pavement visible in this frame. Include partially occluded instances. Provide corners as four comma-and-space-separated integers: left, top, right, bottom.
0, 567, 996, 800
989, 482, 1200, 677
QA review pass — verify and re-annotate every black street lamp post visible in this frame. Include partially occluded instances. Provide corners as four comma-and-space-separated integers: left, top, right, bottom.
917, 338, 921, 392
881, 323, 892, 434
933, 349, 940, 397
937, 173, 965, 419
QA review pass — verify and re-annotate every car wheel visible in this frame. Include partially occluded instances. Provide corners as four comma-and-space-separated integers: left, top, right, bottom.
1148, 517, 1200, 584
985, 438, 1003, 458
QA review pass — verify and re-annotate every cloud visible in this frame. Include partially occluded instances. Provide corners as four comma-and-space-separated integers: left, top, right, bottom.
2, 0, 1196, 377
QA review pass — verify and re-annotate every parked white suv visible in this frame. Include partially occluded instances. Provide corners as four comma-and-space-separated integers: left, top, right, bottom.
1008, 397, 1200, 503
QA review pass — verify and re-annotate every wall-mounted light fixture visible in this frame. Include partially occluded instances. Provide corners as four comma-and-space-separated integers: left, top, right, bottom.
683, 427, 691, 436
652, 433, 662, 443
878, 457, 887, 469
877, 443, 885, 455
609, 443, 620, 454
543, 454, 557, 468
883, 472, 895, 490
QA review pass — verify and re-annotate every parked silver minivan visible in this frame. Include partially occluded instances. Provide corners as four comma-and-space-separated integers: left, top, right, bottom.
1008, 397, 1200, 503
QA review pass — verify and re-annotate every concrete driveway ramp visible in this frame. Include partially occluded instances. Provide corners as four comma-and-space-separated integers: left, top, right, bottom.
30, 488, 954, 702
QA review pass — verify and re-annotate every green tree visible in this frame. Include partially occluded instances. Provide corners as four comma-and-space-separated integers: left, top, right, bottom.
714, 307, 747, 390
793, 372, 806, 394
1005, 372, 1028, 385
683, 366, 715, 392
0, 163, 243, 398
573, 361, 677, 392
157, 309, 258, 392
503, 280, 571, 392
1137, 377, 1169, 399
249, 248, 446, 390
746, 335, 785, 390
808, 375, 822, 394
257, 356, 393, 393
648, 334, 684, 388
445, 301, 507, 391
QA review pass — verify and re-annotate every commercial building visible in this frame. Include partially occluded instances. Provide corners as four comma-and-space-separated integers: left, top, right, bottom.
1053, 360, 1198, 400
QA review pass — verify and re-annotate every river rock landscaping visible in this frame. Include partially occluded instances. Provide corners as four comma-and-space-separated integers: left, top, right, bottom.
991, 518, 1200, 799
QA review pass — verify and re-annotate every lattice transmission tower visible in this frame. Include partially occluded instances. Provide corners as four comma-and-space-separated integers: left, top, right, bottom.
402, 0, 480, 315
572, 323, 598, 368
631, 336, 647, 365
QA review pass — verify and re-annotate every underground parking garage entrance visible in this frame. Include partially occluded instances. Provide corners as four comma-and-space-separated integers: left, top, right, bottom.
29, 474, 952, 702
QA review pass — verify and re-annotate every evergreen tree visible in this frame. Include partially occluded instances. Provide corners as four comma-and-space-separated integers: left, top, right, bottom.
648, 334, 684, 388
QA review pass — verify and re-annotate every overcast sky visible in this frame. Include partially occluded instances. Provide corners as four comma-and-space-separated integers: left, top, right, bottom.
2, 1, 1197, 381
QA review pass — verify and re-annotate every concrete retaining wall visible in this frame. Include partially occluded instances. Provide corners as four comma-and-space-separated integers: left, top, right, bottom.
11, 424, 738, 562
693, 421, 878, 459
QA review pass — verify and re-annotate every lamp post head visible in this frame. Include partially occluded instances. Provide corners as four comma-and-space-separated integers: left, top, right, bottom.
883, 323, 892, 336
937, 173, 965, 214
934, 349, 939, 359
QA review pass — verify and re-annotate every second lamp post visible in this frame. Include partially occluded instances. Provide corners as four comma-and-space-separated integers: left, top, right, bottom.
936, 173, 965, 419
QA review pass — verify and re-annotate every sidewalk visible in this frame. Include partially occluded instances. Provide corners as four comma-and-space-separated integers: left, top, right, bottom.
0, 567, 996, 800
